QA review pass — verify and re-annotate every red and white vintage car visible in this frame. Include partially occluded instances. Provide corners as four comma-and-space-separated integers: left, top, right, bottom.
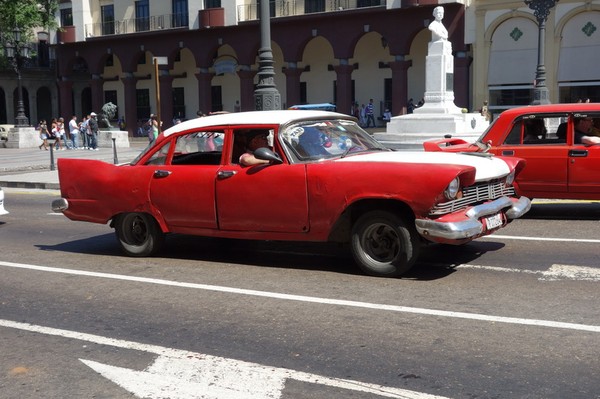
424, 103, 600, 200
52, 110, 530, 277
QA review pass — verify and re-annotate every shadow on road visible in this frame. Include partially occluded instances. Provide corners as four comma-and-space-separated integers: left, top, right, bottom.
37, 232, 505, 280
524, 202, 600, 220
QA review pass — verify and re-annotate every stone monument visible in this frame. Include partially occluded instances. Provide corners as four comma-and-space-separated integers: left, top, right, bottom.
375, 6, 488, 149
97, 102, 130, 148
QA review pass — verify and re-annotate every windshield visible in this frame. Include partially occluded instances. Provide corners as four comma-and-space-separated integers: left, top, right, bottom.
280, 119, 388, 161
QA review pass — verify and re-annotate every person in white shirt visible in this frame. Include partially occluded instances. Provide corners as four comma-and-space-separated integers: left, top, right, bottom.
68, 115, 80, 149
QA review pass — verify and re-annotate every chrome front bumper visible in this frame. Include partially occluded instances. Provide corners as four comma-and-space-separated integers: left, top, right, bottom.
52, 198, 69, 213
415, 196, 531, 241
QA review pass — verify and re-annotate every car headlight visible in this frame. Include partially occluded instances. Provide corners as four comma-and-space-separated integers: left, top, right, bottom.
444, 177, 460, 200
505, 170, 515, 186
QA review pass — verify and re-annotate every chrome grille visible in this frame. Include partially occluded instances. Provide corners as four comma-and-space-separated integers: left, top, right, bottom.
430, 181, 516, 216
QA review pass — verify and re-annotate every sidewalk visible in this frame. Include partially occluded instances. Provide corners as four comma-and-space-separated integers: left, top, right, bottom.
0, 129, 391, 191
0, 140, 149, 190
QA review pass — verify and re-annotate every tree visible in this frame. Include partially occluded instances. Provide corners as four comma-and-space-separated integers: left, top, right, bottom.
0, 0, 59, 46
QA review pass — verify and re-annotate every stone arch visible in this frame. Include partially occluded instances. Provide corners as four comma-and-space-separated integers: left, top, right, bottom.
301, 36, 335, 104
556, 8, 600, 102
407, 28, 429, 105
488, 16, 538, 87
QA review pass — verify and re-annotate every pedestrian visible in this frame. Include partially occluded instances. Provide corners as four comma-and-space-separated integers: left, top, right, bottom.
51, 118, 63, 150
38, 119, 49, 150
407, 98, 415, 114
150, 115, 159, 142
68, 115, 80, 149
88, 112, 99, 150
359, 104, 367, 127
58, 117, 72, 149
80, 115, 90, 149
365, 99, 376, 128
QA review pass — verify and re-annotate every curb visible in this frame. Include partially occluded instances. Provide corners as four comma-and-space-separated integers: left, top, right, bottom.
0, 181, 59, 190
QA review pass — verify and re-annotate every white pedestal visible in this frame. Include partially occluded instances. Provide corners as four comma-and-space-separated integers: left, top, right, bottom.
98, 129, 130, 148
3, 126, 41, 148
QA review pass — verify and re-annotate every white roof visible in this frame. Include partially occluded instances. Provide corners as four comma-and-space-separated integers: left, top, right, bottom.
163, 110, 351, 137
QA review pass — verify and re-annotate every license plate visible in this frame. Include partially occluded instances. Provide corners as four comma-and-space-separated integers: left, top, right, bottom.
485, 213, 503, 230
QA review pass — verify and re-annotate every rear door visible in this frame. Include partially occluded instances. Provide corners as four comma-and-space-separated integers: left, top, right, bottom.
147, 131, 222, 230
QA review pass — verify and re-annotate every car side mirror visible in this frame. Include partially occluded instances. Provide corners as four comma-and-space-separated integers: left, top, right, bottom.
254, 147, 283, 164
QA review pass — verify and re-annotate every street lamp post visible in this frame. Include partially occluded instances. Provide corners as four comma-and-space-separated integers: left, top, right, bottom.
4, 26, 30, 126
254, 0, 281, 110
524, 0, 559, 105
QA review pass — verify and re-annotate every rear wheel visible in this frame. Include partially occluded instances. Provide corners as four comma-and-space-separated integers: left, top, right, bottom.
351, 211, 420, 277
114, 213, 164, 256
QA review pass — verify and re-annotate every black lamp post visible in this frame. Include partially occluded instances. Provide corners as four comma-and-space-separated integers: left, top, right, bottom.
4, 26, 30, 126
254, 0, 281, 110
524, 0, 559, 105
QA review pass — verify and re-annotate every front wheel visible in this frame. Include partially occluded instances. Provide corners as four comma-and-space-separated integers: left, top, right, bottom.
114, 213, 164, 257
351, 211, 420, 277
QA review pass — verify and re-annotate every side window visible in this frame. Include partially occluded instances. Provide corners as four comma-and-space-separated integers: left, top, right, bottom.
231, 128, 272, 164
145, 142, 171, 165
171, 131, 224, 165
504, 121, 523, 145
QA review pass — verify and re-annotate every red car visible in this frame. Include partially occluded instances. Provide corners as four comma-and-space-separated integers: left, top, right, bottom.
52, 110, 530, 277
424, 103, 600, 200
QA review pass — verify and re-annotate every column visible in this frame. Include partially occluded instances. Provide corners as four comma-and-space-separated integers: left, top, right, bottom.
332, 60, 354, 116
90, 74, 104, 114
158, 69, 174, 128
121, 72, 137, 137
454, 52, 472, 110
195, 69, 213, 115
57, 77, 73, 119
283, 62, 303, 109
389, 56, 412, 115
237, 67, 257, 112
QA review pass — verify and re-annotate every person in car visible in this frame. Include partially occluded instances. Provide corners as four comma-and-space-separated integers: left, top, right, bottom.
239, 130, 271, 166
573, 117, 600, 145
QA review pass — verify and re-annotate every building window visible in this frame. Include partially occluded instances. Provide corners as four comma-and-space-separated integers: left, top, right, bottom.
60, 8, 73, 26
173, 0, 188, 27
136, 0, 150, 32
136, 89, 151, 121
357, 0, 381, 7
205, 0, 221, 8
173, 87, 186, 120
257, 0, 275, 18
211, 86, 222, 113
101, 5, 115, 35
305, 0, 324, 13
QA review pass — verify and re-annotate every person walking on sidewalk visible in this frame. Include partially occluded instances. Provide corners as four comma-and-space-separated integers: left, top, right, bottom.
38, 120, 49, 150
365, 99, 376, 128
58, 117, 72, 150
80, 115, 90, 149
51, 118, 64, 150
88, 112, 99, 150
68, 115, 80, 149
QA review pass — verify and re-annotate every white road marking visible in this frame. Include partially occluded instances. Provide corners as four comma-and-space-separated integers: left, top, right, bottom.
484, 234, 600, 244
0, 319, 449, 399
454, 263, 600, 281
1, 261, 599, 333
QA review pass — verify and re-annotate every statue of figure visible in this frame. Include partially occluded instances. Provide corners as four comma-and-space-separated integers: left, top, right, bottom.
428, 6, 448, 42
100, 102, 118, 128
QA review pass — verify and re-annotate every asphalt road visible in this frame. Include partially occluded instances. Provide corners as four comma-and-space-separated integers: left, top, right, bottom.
1, 189, 599, 399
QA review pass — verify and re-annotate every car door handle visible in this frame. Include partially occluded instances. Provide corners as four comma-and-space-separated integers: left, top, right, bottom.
153, 170, 172, 178
569, 150, 588, 157
502, 150, 514, 156
217, 170, 237, 180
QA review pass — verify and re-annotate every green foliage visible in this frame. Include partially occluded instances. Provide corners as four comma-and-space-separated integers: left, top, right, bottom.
0, 0, 59, 45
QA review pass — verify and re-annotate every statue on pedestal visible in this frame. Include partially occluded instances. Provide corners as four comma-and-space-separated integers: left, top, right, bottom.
428, 6, 448, 42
